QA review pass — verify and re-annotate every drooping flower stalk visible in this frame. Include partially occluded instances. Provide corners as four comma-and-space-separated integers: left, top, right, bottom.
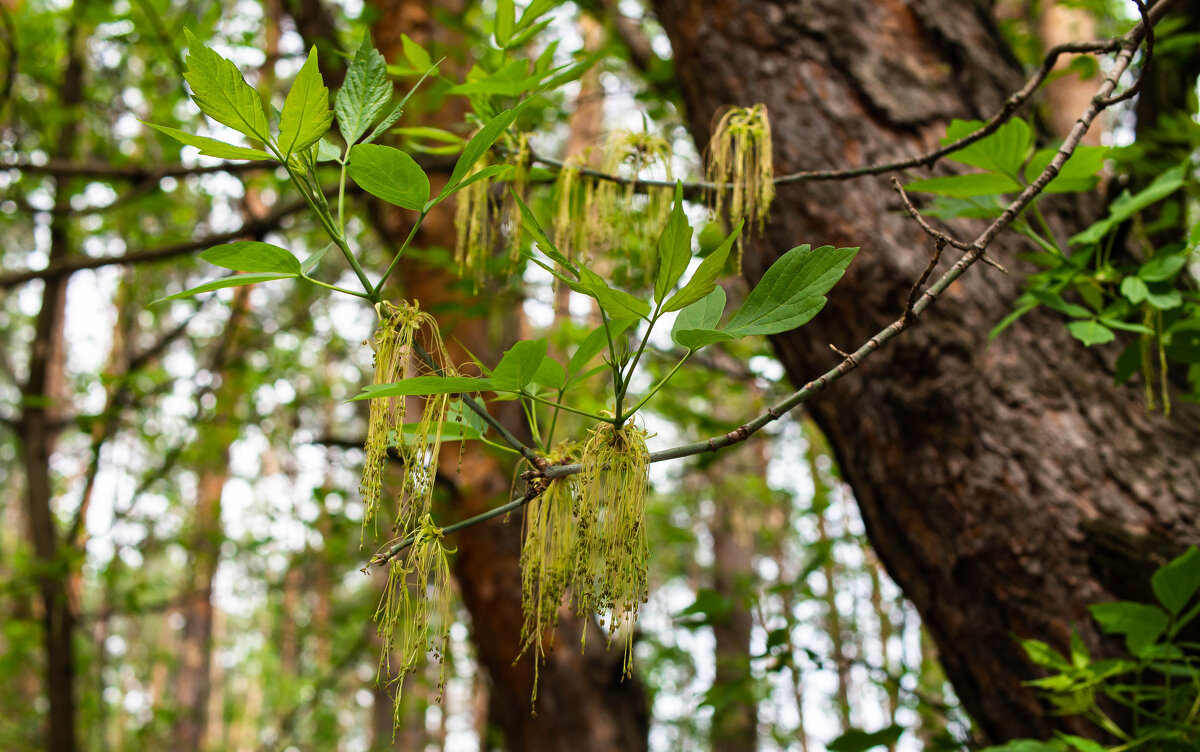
453, 160, 493, 290
551, 130, 674, 272
706, 104, 775, 266
517, 444, 581, 703
373, 513, 455, 734
573, 420, 651, 677
360, 301, 456, 541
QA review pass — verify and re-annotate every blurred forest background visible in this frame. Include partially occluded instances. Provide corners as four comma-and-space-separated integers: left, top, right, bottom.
0, 0, 1196, 751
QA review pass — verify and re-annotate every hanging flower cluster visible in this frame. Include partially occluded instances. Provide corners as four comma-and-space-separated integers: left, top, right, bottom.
360, 300, 458, 541
453, 133, 532, 289
517, 420, 651, 697
705, 103, 775, 266
373, 514, 455, 733
552, 130, 674, 272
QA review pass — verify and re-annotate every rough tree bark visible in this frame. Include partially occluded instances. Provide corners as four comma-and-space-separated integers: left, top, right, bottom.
656, 0, 1200, 743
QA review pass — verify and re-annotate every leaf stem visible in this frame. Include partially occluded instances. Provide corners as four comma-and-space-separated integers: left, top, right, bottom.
520, 390, 614, 423
300, 273, 372, 299
277, 155, 376, 296
375, 210, 428, 295
622, 350, 692, 418
410, 341, 546, 469
615, 308, 660, 423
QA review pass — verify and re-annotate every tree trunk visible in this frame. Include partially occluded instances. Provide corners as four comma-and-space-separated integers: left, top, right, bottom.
655, 0, 1200, 743
173, 289, 250, 751
17, 11, 87, 751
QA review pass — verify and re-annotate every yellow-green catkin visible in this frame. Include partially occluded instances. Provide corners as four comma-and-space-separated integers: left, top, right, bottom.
573, 421, 650, 678
517, 445, 581, 704
505, 133, 531, 268
373, 514, 455, 735
454, 161, 493, 290
706, 104, 775, 267
360, 301, 456, 542
551, 131, 673, 270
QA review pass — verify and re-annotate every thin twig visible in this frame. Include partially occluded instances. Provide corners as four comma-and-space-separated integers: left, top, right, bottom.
890, 178, 1007, 272
905, 238, 945, 325
0, 184, 351, 289
409, 341, 548, 471
526, 35, 1131, 197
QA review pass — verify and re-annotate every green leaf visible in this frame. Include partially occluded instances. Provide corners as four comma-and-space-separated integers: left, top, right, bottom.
1138, 253, 1187, 282
1152, 547, 1200, 616
1165, 324, 1200, 363
183, 29, 271, 143
398, 419, 482, 443
575, 267, 651, 321
510, 189, 577, 275
1055, 734, 1106, 752
1098, 317, 1154, 335
315, 138, 341, 162
491, 339, 548, 392
531, 356, 566, 391
1113, 341, 1141, 386
671, 287, 725, 341
663, 220, 743, 312
567, 320, 633, 380
200, 241, 301, 274
352, 376, 491, 401
826, 725, 905, 752
400, 34, 431, 71
145, 123, 273, 160
654, 183, 693, 305
1070, 164, 1188, 245
335, 35, 392, 146
904, 172, 1022, 197
300, 243, 333, 274
1066, 320, 1115, 346
393, 126, 464, 144
457, 164, 514, 191
674, 329, 736, 349
435, 96, 535, 204
1121, 276, 1149, 304
1020, 638, 1069, 669
517, 0, 558, 29
1028, 288, 1092, 318
505, 17, 553, 49
361, 61, 439, 147
1024, 145, 1108, 193
278, 46, 333, 155
1145, 286, 1182, 310
153, 272, 297, 304
1068, 630, 1090, 668
348, 144, 430, 211
942, 118, 1033, 178
671, 287, 728, 350
1089, 601, 1169, 656
494, 0, 515, 47
725, 245, 859, 336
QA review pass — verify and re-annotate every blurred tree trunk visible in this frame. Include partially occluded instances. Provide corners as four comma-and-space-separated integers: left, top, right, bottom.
656, 0, 1200, 744
705, 397, 763, 752
364, 2, 649, 749
16, 11, 87, 752
173, 285, 252, 751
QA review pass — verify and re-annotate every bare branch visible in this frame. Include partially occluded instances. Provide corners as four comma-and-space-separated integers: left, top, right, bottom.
0, 184, 353, 289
